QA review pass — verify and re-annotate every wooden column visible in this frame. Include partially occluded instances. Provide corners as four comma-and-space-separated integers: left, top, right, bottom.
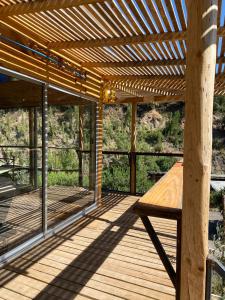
130, 102, 137, 195
181, 1, 218, 299
95, 98, 103, 205
78, 105, 84, 187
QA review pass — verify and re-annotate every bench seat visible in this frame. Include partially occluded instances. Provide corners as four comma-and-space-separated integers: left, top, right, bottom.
134, 161, 183, 219
133, 161, 183, 299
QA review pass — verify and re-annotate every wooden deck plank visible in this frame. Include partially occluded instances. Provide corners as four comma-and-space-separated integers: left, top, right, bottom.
0, 186, 94, 255
0, 194, 176, 299
0, 287, 30, 300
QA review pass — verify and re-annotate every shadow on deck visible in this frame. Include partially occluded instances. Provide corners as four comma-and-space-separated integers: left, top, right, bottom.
0, 186, 95, 254
0, 193, 176, 300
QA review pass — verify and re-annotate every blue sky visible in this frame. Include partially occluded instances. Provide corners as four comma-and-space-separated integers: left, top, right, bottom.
108, 0, 225, 73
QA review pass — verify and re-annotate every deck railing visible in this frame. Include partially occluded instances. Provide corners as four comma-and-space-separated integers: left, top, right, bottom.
0, 145, 92, 189
0, 156, 15, 181
0, 145, 90, 173
206, 256, 225, 300
0, 147, 182, 193
1, 146, 225, 194
102, 150, 183, 194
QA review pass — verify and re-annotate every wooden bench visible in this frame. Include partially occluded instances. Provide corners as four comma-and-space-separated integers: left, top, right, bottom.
133, 161, 183, 300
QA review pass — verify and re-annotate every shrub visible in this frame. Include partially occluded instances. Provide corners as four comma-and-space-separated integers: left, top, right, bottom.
210, 189, 224, 209
156, 157, 177, 172
145, 130, 163, 146
102, 155, 130, 192
164, 111, 183, 147
214, 96, 225, 113
222, 115, 225, 130
213, 138, 223, 150
48, 171, 78, 186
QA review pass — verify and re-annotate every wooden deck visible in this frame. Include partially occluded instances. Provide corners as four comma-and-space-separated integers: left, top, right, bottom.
0, 186, 95, 255
0, 193, 176, 300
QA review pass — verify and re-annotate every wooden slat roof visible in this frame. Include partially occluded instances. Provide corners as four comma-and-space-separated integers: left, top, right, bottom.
0, 0, 225, 103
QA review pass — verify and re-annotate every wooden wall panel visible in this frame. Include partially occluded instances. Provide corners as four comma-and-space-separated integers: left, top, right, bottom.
0, 42, 102, 102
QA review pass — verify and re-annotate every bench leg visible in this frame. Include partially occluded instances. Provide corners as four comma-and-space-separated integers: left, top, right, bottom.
176, 217, 182, 300
140, 216, 176, 287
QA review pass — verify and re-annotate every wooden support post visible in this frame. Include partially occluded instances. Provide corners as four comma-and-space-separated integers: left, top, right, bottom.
181, 1, 218, 299
78, 105, 84, 187
130, 102, 137, 195
95, 98, 103, 205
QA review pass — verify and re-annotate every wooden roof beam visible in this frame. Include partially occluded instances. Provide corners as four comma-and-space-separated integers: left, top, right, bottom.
82, 59, 186, 68
112, 81, 184, 95
48, 27, 225, 50
153, 95, 184, 103
116, 87, 173, 97
117, 95, 184, 104
104, 75, 184, 81
111, 90, 223, 104
112, 77, 185, 87
116, 82, 225, 96
0, 0, 104, 17
84, 56, 225, 68
48, 31, 186, 50
104, 72, 225, 82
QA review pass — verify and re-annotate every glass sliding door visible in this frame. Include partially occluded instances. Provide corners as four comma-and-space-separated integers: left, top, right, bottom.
0, 73, 43, 255
47, 87, 96, 228
0, 71, 97, 259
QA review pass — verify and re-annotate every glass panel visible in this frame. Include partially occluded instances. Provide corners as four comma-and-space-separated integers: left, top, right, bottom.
47, 88, 96, 228
0, 73, 42, 255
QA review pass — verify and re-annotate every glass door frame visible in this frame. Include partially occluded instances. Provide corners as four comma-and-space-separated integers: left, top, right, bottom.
0, 66, 98, 267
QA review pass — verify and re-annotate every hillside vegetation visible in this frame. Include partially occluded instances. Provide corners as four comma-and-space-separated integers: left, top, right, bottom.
0, 97, 224, 193
103, 98, 225, 193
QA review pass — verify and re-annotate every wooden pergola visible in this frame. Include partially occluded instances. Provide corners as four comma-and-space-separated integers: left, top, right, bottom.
0, 0, 223, 299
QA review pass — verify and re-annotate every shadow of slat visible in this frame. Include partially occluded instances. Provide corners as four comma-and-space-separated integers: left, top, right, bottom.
0, 193, 176, 300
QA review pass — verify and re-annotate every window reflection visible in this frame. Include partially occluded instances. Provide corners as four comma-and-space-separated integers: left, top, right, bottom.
47, 88, 96, 228
0, 74, 97, 256
0, 73, 43, 254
